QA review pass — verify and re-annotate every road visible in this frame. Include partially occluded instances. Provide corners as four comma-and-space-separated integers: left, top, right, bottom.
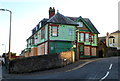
2, 56, 120, 81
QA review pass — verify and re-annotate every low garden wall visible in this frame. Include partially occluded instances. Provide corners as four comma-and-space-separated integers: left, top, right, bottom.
8, 51, 75, 74
107, 47, 118, 57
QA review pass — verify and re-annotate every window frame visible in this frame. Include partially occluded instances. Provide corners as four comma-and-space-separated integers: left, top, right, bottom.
51, 26, 58, 37
41, 27, 45, 39
77, 22, 83, 27
113, 38, 115, 43
85, 33, 89, 42
68, 28, 74, 36
80, 33, 84, 41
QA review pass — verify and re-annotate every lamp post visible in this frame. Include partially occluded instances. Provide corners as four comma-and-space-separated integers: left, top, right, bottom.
0, 9, 12, 60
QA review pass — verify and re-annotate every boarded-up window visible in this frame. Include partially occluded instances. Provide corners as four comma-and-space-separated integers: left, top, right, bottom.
52, 26, 58, 36
91, 47, 96, 56
40, 44, 45, 55
84, 46, 90, 56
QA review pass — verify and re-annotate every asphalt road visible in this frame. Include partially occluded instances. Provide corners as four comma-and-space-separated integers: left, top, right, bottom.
2, 56, 120, 81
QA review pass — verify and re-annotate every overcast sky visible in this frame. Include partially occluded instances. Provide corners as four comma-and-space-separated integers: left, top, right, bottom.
0, 0, 119, 55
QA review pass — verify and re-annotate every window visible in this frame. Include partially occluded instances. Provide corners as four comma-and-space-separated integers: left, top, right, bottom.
31, 37, 34, 44
85, 33, 89, 42
52, 26, 58, 36
91, 35, 94, 43
39, 22, 41, 28
77, 22, 83, 27
41, 28, 45, 39
113, 39, 115, 43
68, 29, 74, 36
80, 33, 84, 41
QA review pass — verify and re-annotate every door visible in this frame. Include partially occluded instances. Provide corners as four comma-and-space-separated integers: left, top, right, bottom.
79, 44, 84, 57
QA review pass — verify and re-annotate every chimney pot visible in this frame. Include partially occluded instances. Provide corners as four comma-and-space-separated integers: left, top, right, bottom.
49, 7, 55, 18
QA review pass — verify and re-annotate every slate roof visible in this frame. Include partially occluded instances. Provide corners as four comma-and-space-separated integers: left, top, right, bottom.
47, 12, 78, 26
83, 18, 100, 34
27, 12, 100, 40
67, 17, 78, 21
109, 36, 115, 38
68, 17, 99, 34
111, 30, 120, 34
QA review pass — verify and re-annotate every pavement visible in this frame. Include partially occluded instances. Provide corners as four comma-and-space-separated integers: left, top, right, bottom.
2, 57, 102, 79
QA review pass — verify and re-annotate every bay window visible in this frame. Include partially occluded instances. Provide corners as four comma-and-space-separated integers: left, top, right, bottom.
85, 33, 89, 42
80, 33, 84, 41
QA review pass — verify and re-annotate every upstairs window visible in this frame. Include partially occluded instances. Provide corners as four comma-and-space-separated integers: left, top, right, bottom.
77, 22, 83, 27
91, 35, 94, 43
68, 29, 74, 36
52, 26, 58, 36
85, 33, 89, 42
80, 33, 84, 41
41, 28, 45, 39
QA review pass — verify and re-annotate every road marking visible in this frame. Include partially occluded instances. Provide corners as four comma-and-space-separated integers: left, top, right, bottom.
100, 71, 109, 81
100, 64, 113, 81
109, 64, 112, 70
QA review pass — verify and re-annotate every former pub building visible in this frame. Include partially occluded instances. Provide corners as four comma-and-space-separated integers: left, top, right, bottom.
21, 7, 99, 60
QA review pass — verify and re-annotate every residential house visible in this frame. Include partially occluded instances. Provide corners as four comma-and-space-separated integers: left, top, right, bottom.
106, 30, 120, 50
98, 30, 120, 57
68, 17, 99, 59
24, 7, 99, 60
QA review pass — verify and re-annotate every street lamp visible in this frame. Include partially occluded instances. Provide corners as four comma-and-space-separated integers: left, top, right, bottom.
0, 9, 12, 60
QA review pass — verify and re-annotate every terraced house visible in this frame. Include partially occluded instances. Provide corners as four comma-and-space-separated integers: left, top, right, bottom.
22, 7, 99, 60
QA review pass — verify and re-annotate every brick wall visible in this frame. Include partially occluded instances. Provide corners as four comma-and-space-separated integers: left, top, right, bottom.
60, 51, 75, 64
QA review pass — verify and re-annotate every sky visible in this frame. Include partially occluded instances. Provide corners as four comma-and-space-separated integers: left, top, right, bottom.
0, 0, 119, 55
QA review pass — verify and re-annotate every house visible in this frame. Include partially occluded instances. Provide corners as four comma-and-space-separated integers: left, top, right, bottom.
23, 7, 99, 60
98, 30, 120, 57
106, 30, 120, 50
68, 16, 99, 59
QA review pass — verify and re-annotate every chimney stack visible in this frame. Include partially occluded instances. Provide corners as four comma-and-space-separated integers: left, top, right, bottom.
49, 7, 55, 18
106, 32, 109, 36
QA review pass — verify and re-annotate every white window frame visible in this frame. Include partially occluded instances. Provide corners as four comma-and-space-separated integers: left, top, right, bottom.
77, 22, 83, 27
80, 33, 84, 41
85, 33, 89, 42
52, 26, 58, 37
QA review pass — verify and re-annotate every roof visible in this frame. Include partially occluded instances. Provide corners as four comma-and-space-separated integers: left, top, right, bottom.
83, 18, 100, 34
98, 36, 106, 42
67, 17, 78, 21
27, 12, 100, 41
109, 36, 115, 38
111, 30, 120, 34
68, 17, 100, 34
47, 12, 78, 26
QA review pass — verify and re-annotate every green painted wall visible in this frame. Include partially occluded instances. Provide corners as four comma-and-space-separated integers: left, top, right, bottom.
78, 33, 98, 46
39, 24, 48, 43
92, 34, 97, 46
49, 41, 72, 54
50, 24, 76, 41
